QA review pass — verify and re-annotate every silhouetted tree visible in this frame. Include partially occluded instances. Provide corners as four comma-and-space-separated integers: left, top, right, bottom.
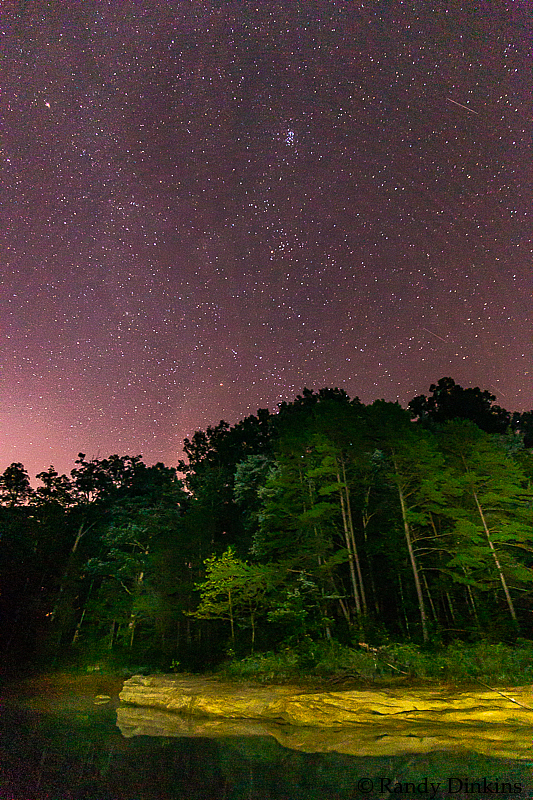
409, 377, 510, 433
0, 462, 33, 506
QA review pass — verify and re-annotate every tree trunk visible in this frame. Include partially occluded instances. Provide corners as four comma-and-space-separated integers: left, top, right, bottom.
129, 615, 136, 648
228, 588, 235, 645
51, 522, 95, 623
336, 468, 362, 614
341, 458, 367, 613
393, 459, 429, 643
397, 573, 410, 638
250, 608, 255, 652
71, 607, 87, 645
108, 620, 116, 650
422, 570, 437, 623
472, 491, 518, 625
330, 575, 351, 625
446, 592, 456, 625
463, 568, 480, 624
361, 487, 379, 614
71, 577, 95, 645
128, 564, 146, 649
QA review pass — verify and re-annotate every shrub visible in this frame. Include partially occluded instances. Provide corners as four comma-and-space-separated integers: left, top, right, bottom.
219, 639, 533, 685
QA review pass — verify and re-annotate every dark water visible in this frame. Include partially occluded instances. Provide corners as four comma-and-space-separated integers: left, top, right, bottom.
1, 696, 532, 800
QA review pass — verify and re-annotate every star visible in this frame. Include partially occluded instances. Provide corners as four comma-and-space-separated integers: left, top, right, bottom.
0, 1, 530, 482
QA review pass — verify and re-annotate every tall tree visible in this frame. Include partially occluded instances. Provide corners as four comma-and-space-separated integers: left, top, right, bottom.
409, 377, 510, 433
78, 463, 187, 655
438, 421, 533, 631
367, 401, 454, 643
0, 463, 33, 506
32, 467, 74, 508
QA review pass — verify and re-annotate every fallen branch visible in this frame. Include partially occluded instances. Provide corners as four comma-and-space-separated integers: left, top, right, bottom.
474, 678, 533, 711
358, 642, 410, 675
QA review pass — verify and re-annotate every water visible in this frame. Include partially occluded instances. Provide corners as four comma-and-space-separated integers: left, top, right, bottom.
1, 688, 532, 799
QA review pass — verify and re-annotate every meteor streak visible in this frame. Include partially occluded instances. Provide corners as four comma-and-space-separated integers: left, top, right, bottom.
446, 98, 479, 115
422, 327, 447, 343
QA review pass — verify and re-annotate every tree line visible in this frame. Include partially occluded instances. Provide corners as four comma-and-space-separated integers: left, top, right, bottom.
1, 377, 532, 674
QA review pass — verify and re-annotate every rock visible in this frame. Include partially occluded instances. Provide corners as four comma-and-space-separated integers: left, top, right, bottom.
119, 675, 297, 719
119, 675, 533, 726
118, 675, 533, 759
93, 694, 111, 705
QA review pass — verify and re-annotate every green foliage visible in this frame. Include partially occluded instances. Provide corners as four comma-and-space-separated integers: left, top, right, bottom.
189, 546, 276, 649
2, 378, 533, 677
221, 640, 533, 686
379, 640, 533, 684
220, 649, 301, 683
437, 421, 533, 627
234, 454, 276, 532
265, 573, 335, 644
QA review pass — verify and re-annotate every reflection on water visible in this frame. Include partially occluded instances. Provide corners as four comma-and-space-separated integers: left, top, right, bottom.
117, 704, 533, 761
1, 695, 532, 800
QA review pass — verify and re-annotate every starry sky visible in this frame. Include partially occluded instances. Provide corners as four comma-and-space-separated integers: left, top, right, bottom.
1, 0, 531, 483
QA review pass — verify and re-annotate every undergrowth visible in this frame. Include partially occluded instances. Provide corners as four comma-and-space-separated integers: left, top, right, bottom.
219, 639, 533, 686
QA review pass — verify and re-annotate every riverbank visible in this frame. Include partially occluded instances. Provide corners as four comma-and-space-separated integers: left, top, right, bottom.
0, 671, 125, 717
119, 673, 533, 725
4, 668, 532, 708
3, 671, 533, 760
118, 674, 533, 759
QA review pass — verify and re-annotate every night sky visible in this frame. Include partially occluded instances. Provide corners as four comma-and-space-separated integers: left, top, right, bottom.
2, 0, 531, 483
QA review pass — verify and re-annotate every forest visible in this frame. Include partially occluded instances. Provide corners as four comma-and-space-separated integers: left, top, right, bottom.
1, 377, 533, 682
